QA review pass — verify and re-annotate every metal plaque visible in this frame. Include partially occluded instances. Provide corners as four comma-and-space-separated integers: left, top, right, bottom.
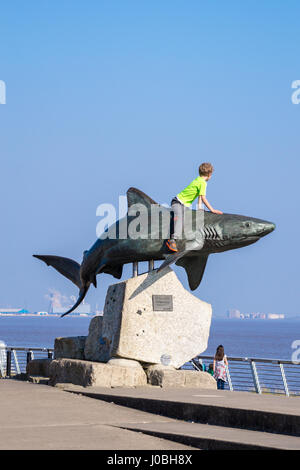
152, 295, 173, 311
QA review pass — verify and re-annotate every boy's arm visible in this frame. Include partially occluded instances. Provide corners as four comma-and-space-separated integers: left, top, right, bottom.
199, 196, 223, 214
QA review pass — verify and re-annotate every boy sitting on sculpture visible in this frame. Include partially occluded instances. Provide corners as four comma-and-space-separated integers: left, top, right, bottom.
166, 162, 223, 253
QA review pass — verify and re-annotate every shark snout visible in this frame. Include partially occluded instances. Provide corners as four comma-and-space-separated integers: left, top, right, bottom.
258, 221, 276, 237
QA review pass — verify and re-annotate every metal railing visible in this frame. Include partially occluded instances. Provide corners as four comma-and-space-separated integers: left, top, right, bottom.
1, 347, 300, 396
0, 347, 54, 378
184, 355, 300, 396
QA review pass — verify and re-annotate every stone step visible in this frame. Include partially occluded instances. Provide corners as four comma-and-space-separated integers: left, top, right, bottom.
67, 388, 300, 437
116, 421, 300, 450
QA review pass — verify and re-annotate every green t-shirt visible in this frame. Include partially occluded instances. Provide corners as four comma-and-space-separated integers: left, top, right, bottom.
177, 176, 207, 207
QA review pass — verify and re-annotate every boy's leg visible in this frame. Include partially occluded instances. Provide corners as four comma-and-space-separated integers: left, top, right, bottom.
171, 198, 184, 240
167, 198, 184, 252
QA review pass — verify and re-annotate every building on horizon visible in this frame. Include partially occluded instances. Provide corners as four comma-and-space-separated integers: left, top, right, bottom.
226, 309, 285, 320
0, 308, 30, 315
227, 309, 241, 319
51, 301, 91, 315
267, 313, 285, 319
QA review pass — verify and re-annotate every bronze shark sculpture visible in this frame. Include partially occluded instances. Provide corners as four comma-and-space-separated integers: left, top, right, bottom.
33, 187, 275, 316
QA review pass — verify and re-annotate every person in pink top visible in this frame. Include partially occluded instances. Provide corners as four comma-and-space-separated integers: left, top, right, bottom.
213, 345, 228, 390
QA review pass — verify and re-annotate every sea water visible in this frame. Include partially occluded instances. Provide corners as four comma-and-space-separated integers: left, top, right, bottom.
0, 315, 299, 361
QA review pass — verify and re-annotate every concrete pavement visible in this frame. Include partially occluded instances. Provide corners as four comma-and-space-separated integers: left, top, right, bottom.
62, 383, 300, 449
1, 379, 300, 450
65, 383, 300, 416
0, 379, 195, 450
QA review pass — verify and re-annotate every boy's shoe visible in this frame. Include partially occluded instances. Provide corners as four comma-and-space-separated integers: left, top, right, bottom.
166, 239, 178, 252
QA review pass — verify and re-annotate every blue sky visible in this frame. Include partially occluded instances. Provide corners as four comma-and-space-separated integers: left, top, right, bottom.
0, 1, 299, 316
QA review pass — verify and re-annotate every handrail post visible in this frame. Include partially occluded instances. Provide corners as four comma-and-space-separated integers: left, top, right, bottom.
26, 350, 33, 365
225, 364, 233, 391
279, 362, 289, 397
250, 359, 261, 394
6, 350, 12, 377
12, 349, 21, 375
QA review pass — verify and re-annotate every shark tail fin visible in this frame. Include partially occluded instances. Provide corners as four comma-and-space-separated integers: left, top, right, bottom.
33, 255, 81, 288
60, 285, 89, 318
33, 254, 90, 318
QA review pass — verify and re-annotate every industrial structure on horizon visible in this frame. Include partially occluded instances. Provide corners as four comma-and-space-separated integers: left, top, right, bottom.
0, 288, 102, 316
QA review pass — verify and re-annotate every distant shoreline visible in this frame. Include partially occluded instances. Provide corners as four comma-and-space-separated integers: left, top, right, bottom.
0, 313, 96, 318
0, 313, 298, 320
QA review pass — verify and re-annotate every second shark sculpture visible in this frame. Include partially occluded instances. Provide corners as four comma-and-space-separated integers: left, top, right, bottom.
33, 187, 275, 317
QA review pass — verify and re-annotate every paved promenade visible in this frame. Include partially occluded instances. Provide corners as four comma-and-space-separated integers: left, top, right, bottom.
1, 379, 300, 450
0, 380, 194, 450
68, 383, 300, 415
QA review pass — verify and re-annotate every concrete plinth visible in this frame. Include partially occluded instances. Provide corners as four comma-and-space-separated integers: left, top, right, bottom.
54, 336, 86, 360
26, 358, 52, 377
49, 358, 147, 388
84, 268, 212, 368
146, 364, 216, 388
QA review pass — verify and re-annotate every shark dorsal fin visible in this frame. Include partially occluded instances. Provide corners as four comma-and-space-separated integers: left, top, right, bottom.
127, 187, 158, 209
176, 254, 209, 291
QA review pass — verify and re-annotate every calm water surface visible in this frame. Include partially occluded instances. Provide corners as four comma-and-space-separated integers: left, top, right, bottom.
0, 316, 91, 349
0, 316, 299, 360
205, 318, 300, 360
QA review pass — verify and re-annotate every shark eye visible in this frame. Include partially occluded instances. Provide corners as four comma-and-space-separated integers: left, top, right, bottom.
245, 222, 250, 228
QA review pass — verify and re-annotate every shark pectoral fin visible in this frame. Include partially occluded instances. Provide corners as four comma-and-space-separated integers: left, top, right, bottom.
33, 255, 81, 288
157, 250, 190, 273
101, 264, 123, 279
60, 285, 89, 318
96, 259, 123, 280
176, 254, 209, 290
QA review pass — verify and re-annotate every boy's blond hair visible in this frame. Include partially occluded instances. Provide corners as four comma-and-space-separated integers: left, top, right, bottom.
199, 162, 214, 177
